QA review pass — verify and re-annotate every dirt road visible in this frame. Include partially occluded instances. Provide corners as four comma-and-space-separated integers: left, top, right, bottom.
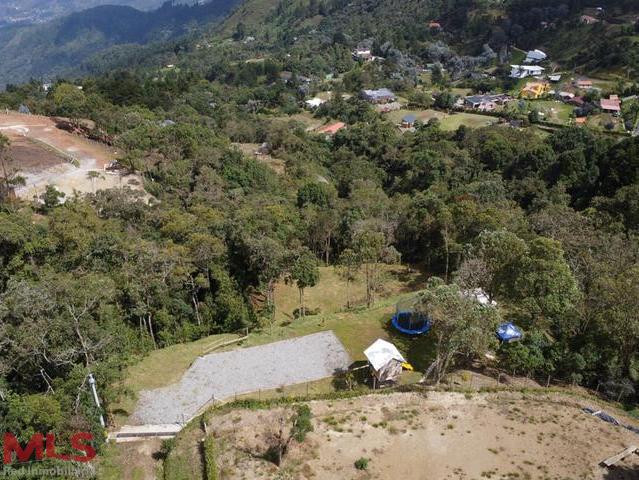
0, 112, 144, 200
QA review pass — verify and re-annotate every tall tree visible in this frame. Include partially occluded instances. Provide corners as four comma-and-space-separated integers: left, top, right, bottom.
288, 249, 319, 318
353, 229, 385, 308
416, 279, 500, 384
336, 248, 360, 309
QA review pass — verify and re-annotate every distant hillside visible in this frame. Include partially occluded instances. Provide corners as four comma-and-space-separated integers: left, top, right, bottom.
0, 0, 240, 87
0, 0, 176, 25
90, 0, 639, 81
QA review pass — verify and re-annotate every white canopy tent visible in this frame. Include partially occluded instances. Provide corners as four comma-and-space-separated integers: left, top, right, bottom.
364, 339, 406, 385
462, 288, 497, 307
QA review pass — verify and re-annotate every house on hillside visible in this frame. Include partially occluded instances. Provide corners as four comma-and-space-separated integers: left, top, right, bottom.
316, 122, 346, 138
428, 21, 442, 30
510, 65, 545, 79
520, 82, 550, 99
574, 79, 594, 90
558, 91, 575, 101
353, 49, 373, 61
548, 74, 562, 82
361, 88, 396, 104
465, 95, 497, 111
464, 93, 512, 111
305, 97, 326, 109
524, 49, 547, 64
376, 102, 401, 113
600, 95, 621, 115
568, 96, 585, 107
581, 14, 599, 24
401, 114, 417, 128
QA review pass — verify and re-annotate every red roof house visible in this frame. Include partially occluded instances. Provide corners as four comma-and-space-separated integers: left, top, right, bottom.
316, 122, 346, 136
600, 96, 621, 114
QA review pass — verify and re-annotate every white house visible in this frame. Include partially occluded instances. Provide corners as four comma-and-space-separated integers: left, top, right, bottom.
352, 49, 372, 61
510, 65, 545, 79
305, 97, 326, 108
524, 49, 547, 64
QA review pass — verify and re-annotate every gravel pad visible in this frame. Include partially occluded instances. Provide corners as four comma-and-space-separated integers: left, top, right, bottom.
131, 331, 351, 424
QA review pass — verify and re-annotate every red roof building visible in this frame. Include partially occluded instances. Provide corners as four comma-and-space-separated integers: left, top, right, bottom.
600, 96, 621, 114
316, 122, 346, 136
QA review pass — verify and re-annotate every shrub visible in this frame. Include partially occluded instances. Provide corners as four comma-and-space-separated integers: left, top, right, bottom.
292, 404, 313, 442
354, 457, 369, 470
203, 436, 218, 480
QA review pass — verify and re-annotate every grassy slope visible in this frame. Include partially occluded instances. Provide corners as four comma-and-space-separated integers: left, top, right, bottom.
217, 0, 280, 37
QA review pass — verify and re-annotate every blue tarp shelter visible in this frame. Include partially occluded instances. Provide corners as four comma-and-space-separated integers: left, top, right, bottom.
496, 323, 523, 343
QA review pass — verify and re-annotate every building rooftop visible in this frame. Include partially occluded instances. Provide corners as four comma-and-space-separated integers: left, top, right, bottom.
600, 97, 621, 111
362, 88, 396, 99
317, 122, 346, 135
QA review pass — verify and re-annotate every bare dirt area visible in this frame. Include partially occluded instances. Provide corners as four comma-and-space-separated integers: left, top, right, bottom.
6, 135, 67, 172
232, 143, 286, 174
100, 439, 164, 480
208, 391, 639, 480
0, 112, 145, 200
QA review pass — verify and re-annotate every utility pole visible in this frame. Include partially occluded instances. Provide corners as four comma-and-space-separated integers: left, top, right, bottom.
88, 373, 106, 428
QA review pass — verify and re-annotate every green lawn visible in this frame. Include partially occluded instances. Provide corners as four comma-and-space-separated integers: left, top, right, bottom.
386, 108, 446, 124
510, 47, 527, 65
450, 87, 472, 96
439, 112, 500, 131
531, 100, 574, 124
585, 113, 627, 133
387, 109, 499, 131
263, 111, 326, 131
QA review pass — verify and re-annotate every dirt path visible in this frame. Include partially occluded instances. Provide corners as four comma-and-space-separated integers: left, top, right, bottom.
0, 112, 144, 199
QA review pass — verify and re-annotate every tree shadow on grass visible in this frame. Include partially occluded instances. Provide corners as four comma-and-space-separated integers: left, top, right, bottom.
602, 465, 639, 480
382, 319, 436, 372
386, 267, 430, 293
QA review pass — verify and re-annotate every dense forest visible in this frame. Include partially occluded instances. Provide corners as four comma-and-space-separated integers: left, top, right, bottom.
0, 0, 638, 474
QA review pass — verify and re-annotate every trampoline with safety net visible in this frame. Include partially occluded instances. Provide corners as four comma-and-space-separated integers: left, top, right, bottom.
391, 296, 431, 335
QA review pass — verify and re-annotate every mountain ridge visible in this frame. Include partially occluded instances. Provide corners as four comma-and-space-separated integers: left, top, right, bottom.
0, 0, 240, 87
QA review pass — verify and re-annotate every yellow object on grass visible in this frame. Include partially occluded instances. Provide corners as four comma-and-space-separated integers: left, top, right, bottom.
402, 362, 414, 371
